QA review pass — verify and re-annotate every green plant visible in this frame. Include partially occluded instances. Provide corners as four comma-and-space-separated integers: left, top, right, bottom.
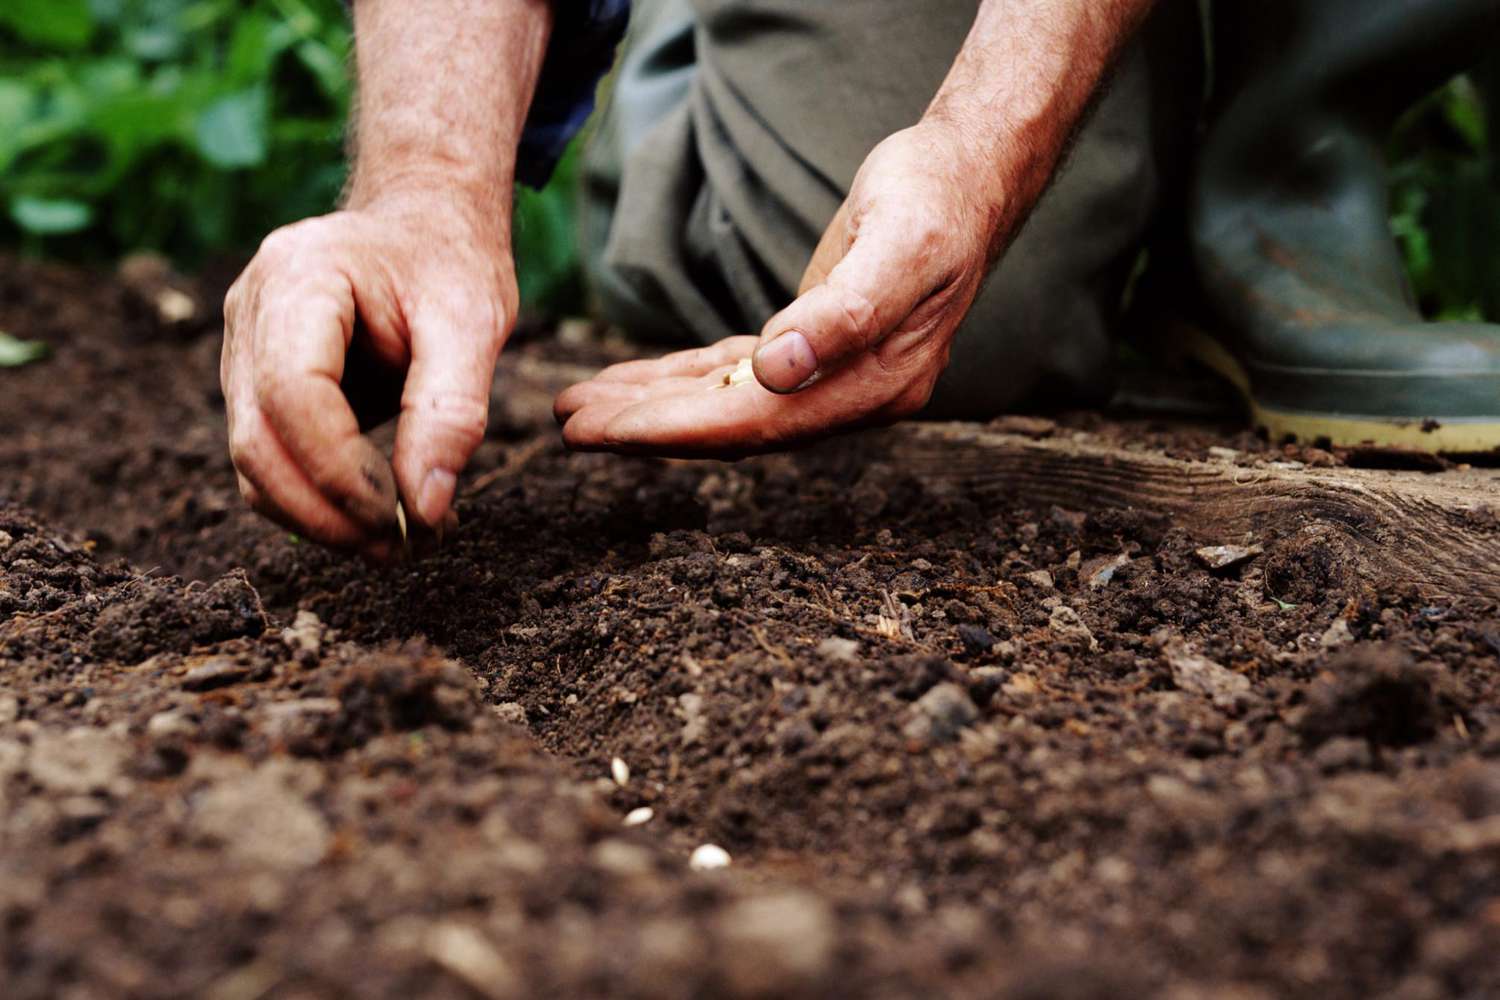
1389, 65, 1499, 321
0, 0, 585, 312
0, 0, 353, 261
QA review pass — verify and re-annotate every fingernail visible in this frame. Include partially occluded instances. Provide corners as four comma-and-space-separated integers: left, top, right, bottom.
752, 331, 818, 393
417, 468, 457, 526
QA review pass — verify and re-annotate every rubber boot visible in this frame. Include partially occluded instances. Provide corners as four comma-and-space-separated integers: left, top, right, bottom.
1187, 0, 1500, 452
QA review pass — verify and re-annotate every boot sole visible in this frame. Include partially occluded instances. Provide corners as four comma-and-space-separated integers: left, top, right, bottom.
1174, 322, 1500, 454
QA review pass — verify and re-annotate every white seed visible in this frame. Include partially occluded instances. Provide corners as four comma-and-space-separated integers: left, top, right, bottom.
395, 500, 410, 556
610, 757, 630, 787
689, 843, 732, 871
720, 357, 755, 388
623, 807, 654, 827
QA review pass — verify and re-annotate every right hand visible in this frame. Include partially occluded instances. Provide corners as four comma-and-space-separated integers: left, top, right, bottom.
222, 188, 515, 561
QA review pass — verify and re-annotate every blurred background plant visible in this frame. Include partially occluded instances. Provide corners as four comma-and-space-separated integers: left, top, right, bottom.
0, 2, 1493, 320
0, 0, 581, 312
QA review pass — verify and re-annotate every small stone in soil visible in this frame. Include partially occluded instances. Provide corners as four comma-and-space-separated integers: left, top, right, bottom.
816, 636, 860, 662
1165, 642, 1251, 707
181, 656, 250, 691
1194, 544, 1264, 572
905, 682, 980, 744
492, 702, 528, 726
716, 891, 836, 995
689, 844, 732, 871
956, 624, 1000, 656
1021, 569, 1054, 590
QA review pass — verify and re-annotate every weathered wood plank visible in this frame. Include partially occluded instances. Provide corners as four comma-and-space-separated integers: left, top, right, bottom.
881, 422, 1500, 604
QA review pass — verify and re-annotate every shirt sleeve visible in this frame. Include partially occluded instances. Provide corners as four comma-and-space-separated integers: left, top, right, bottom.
516, 0, 632, 188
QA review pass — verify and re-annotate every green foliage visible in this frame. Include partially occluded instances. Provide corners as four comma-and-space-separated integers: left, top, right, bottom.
0, 0, 355, 265
1, 5, 1491, 323
0, 0, 587, 312
1389, 66, 1499, 321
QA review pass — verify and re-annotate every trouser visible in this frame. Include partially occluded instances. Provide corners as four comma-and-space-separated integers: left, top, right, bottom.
581, 0, 1203, 418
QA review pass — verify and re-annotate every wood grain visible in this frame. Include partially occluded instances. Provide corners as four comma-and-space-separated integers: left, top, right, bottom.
878, 422, 1500, 604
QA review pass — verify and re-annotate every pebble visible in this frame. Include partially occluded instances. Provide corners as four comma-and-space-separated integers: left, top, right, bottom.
716, 891, 836, 996
623, 806, 654, 827
1313, 736, 1373, 773
678, 692, 708, 746
1318, 619, 1354, 649
191, 764, 330, 870
26, 727, 126, 795
591, 839, 655, 877
181, 657, 250, 692
1083, 552, 1131, 589
1021, 570, 1054, 590
1165, 642, 1251, 708
1194, 544, 1264, 572
279, 609, 324, 660
610, 757, 630, 788
424, 923, 518, 1000
492, 702, 528, 726
1048, 605, 1097, 650
815, 636, 860, 663
905, 683, 979, 744
956, 624, 1000, 656
689, 844, 732, 871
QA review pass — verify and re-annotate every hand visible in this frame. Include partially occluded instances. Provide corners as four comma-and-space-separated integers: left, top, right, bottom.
555, 122, 1005, 457
222, 188, 515, 559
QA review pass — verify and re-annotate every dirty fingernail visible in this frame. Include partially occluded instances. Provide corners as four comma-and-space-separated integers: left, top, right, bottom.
752, 331, 818, 393
417, 468, 457, 526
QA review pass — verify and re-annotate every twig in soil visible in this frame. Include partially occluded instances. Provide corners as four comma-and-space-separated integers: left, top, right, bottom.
463, 437, 552, 498
748, 623, 794, 668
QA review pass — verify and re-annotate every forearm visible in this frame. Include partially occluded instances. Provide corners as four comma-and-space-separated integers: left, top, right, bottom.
924, 0, 1156, 257
345, 0, 553, 209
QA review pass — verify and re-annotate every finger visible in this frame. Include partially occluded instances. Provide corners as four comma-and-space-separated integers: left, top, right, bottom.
591, 336, 760, 385
554, 377, 652, 425
230, 404, 382, 550
581, 365, 888, 458
252, 275, 402, 532
391, 297, 504, 528
797, 201, 851, 296
753, 215, 940, 393
559, 371, 727, 450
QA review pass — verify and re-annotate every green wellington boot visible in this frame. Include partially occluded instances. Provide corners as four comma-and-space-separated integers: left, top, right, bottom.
1186, 0, 1500, 452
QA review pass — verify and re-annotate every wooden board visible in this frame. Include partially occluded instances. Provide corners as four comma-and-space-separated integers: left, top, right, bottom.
880, 422, 1500, 604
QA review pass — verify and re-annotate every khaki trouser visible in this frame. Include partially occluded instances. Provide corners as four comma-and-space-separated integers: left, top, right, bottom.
582, 0, 1203, 417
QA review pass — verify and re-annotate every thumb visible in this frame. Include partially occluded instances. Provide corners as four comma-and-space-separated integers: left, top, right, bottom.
752, 215, 933, 393
392, 304, 502, 528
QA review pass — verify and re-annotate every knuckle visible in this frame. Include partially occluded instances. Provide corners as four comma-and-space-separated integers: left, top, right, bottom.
408, 393, 489, 447
831, 284, 880, 347
227, 426, 261, 470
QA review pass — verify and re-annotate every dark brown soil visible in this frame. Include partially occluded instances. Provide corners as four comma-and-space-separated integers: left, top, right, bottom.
3, 254, 1500, 999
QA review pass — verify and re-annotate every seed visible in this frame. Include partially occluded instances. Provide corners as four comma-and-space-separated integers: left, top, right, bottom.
689, 843, 731, 871
720, 357, 755, 388
395, 500, 410, 557
623, 807, 654, 827
610, 757, 630, 787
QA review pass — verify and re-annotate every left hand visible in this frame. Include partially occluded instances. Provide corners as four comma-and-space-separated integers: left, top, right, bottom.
555, 121, 1007, 457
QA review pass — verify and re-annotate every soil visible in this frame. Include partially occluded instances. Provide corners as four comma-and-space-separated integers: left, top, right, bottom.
3, 253, 1500, 999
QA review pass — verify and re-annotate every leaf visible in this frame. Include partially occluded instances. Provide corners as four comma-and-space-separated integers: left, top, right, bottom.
193, 88, 268, 169
0, 0, 96, 50
0, 331, 49, 368
10, 196, 93, 235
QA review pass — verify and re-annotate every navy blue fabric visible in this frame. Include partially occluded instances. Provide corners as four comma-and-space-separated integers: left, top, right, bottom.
519, 0, 632, 187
